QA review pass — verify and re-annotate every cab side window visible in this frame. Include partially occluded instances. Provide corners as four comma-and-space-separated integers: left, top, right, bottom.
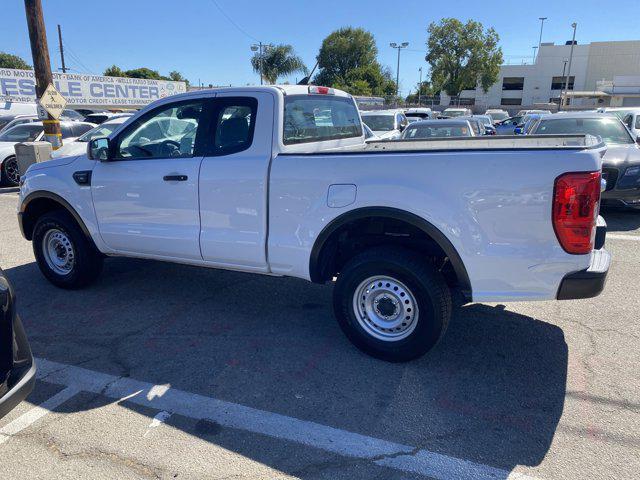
211, 98, 257, 155
114, 100, 203, 160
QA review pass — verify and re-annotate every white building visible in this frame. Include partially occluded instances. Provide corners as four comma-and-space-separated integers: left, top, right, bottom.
438, 40, 640, 110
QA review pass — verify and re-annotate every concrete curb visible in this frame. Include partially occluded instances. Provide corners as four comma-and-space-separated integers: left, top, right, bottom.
0, 187, 19, 194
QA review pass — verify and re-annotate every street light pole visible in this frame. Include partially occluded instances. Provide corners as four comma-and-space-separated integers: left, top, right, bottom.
561, 23, 577, 110
417, 67, 422, 106
250, 42, 271, 85
537, 17, 547, 61
532, 46, 538, 64
390, 42, 409, 104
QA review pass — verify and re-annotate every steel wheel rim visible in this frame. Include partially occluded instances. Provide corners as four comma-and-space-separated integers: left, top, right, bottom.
352, 275, 419, 342
5, 158, 19, 185
42, 229, 75, 276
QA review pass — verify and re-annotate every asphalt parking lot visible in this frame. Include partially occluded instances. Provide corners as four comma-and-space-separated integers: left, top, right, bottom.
0, 189, 639, 480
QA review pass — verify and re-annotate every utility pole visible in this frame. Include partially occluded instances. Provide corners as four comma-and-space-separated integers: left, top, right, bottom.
537, 17, 547, 61
24, 0, 62, 148
417, 67, 423, 106
57, 24, 67, 73
390, 42, 409, 105
561, 23, 577, 110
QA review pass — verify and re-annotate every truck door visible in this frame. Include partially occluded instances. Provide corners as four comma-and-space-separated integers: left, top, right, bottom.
91, 98, 211, 260
199, 92, 274, 271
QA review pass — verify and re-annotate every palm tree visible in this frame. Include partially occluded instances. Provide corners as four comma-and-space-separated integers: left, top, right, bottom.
251, 44, 307, 85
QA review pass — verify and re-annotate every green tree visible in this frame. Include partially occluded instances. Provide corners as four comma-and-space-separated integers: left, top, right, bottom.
251, 44, 307, 84
123, 67, 164, 80
103, 65, 125, 77
425, 18, 503, 98
0, 52, 31, 69
314, 28, 396, 97
168, 70, 190, 86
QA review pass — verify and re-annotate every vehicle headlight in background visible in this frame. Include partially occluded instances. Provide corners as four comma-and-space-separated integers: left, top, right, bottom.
616, 165, 640, 189
623, 166, 640, 177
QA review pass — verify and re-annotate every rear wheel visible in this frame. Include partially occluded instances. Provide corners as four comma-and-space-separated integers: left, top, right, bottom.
333, 247, 451, 362
1, 156, 19, 186
32, 210, 103, 289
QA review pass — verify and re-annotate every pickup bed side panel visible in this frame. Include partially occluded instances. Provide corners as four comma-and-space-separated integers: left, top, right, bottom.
268, 148, 602, 302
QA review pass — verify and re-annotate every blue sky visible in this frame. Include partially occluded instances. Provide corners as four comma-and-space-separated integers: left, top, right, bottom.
2, 0, 640, 96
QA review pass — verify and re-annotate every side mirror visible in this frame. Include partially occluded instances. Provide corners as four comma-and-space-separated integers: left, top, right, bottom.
399, 124, 406, 132
88, 137, 111, 161
636, 135, 640, 145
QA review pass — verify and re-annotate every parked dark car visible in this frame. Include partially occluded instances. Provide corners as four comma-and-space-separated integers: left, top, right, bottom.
530, 113, 640, 209
0, 267, 35, 419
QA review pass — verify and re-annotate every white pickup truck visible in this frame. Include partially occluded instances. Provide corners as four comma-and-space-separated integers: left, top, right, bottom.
18, 85, 610, 361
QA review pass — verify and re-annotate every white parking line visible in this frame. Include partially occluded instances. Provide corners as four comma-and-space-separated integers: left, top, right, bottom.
34, 358, 539, 480
0, 385, 80, 445
607, 233, 640, 242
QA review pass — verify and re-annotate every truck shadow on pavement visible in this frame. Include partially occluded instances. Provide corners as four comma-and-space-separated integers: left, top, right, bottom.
7, 258, 568, 478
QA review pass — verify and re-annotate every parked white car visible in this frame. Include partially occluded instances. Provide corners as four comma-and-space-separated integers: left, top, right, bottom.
621, 110, 640, 139
0, 121, 95, 186
484, 109, 509, 124
401, 119, 474, 139
596, 107, 640, 121
51, 116, 130, 159
404, 107, 435, 120
18, 85, 610, 361
360, 110, 408, 140
442, 107, 473, 118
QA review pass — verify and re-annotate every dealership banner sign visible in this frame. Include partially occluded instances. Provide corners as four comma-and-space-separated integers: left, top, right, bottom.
0, 68, 187, 107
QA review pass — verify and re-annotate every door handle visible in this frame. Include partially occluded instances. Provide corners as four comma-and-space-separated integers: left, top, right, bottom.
163, 175, 188, 182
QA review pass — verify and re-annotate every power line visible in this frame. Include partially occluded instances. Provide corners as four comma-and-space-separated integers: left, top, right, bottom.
61, 40, 96, 74
209, 0, 260, 43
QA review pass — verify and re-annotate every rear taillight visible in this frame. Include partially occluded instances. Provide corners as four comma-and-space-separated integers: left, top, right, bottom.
552, 171, 601, 254
308, 86, 334, 95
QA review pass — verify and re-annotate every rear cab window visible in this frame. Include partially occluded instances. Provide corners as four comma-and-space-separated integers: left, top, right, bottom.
283, 95, 362, 145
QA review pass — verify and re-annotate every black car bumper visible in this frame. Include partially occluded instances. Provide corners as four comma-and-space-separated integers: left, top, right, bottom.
0, 271, 35, 419
557, 216, 611, 300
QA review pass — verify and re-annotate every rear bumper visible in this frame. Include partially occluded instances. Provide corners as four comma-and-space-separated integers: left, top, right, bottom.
557, 215, 610, 300
557, 248, 611, 300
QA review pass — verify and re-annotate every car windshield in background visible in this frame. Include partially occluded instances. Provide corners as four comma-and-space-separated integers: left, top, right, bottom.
488, 112, 509, 121
361, 115, 395, 131
404, 124, 471, 139
283, 95, 362, 144
534, 117, 634, 144
444, 110, 465, 117
78, 122, 123, 142
0, 123, 43, 142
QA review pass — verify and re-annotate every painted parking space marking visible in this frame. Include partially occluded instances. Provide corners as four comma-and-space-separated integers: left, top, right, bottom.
607, 233, 640, 242
34, 357, 540, 480
0, 385, 80, 445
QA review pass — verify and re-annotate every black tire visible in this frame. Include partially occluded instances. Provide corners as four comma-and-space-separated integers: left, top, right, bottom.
32, 210, 103, 289
333, 246, 451, 362
1, 156, 20, 187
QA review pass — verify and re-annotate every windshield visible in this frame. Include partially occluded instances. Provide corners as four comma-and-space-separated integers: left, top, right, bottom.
78, 121, 124, 142
283, 95, 362, 145
533, 117, 634, 144
0, 123, 43, 142
361, 115, 395, 131
444, 110, 465, 117
403, 124, 471, 139
475, 116, 492, 126
488, 112, 508, 121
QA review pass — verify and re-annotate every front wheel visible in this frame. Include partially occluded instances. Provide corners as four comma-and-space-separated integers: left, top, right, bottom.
333, 247, 451, 362
1, 156, 20, 186
32, 210, 103, 289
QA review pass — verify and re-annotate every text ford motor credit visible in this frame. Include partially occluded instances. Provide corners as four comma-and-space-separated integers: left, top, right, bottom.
18, 85, 610, 361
